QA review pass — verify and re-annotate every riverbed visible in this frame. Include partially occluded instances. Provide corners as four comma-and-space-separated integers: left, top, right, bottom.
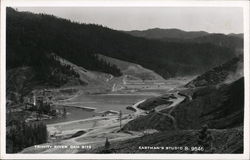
45, 91, 158, 124
45, 76, 193, 124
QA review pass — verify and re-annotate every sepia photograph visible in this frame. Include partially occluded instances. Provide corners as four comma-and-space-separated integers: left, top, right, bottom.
0, 0, 249, 159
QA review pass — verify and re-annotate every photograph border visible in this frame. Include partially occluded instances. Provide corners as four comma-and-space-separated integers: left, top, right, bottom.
1, 0, 249, 159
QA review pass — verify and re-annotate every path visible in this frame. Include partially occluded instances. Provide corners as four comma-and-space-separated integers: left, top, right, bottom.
155, 92, 186, 130
21, 97, 147, 153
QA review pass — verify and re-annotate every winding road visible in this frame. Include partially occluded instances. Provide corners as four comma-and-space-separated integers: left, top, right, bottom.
155, 92, 186, 130
21, 97, 147, 153
21, 83, 186, 154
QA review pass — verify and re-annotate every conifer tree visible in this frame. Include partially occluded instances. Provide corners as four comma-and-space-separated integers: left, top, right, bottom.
197, 124, 214, 153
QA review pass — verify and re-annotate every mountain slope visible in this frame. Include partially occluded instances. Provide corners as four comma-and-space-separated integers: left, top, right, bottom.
126, 28, 243, 52
7, 8, 235, 79
98, 54, 164, 80
192, 34, 243, 51
85, 127, 243, 153
6, 8, 122, 77
6, 54, 84, 103
55, 54, 114, 85
186, 56, 243, 88
125, 28, 209, 39
228, 33, 244, 38
122, 77, 244, 131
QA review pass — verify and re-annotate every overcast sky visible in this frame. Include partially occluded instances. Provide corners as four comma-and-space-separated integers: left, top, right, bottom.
17, 7, 243, 34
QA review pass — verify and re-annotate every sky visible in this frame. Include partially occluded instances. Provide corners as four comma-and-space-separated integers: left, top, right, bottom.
17, 7, 243, 34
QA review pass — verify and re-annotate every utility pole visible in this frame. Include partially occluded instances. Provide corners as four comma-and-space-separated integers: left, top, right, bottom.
119, 110, 122, 129
63, 107, 67, 117
33, 94, 36, 106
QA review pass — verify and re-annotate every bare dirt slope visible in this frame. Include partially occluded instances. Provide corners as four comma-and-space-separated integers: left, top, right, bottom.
56, 54, 113, 86
98, 54, 164, 81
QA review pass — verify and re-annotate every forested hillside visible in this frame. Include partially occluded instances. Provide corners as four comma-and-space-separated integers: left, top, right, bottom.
186, 55, 243, 87
192, 34, 243, 51
7, 8, 235, 78
7, 8, 122, 77
126, 28, 243, 52
125, 28, 209, 39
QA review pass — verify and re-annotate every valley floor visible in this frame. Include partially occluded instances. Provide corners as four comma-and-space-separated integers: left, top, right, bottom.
20, 76, 243, 154
20, 77, 190, 153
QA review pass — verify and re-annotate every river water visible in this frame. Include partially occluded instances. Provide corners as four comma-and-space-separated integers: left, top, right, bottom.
45, 91, 161, 124
45, 77, 192, 124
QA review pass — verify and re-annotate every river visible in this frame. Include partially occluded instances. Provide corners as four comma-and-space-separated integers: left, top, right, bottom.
45, 76, 192, 124
45, 91, 160, 124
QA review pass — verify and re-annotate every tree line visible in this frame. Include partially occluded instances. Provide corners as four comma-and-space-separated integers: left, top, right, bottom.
7, 7, 234, 79
6, 8, 122, 80
6, 119, 48, 153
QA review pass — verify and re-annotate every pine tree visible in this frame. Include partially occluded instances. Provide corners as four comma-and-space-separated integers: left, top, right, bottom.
197, 124, 214, 153
99, 137, 112, 153
105, 137, 110, 149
